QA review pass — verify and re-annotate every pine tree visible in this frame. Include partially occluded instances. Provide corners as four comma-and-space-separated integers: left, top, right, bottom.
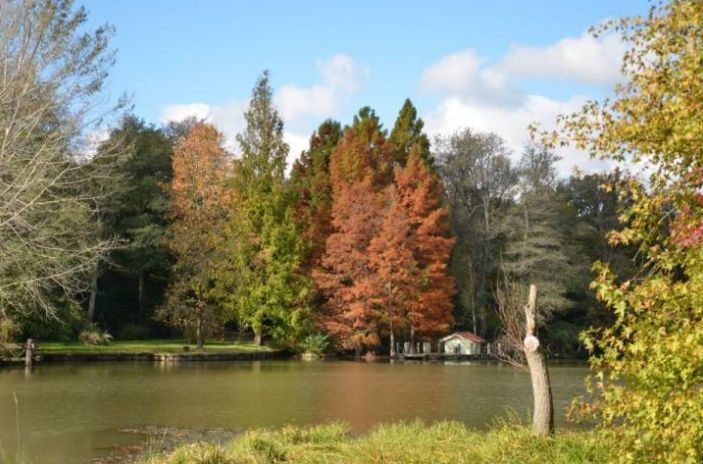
161, 122, 230, 349
215, 71, 311, 347
389, 99, 432, 167
330, 107, 394, 189
289, 120, 343, 271
502, 144, 573, 321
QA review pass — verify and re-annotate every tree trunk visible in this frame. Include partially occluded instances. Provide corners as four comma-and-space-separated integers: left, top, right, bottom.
137, 269, 145, 313
409, 326, 416, 354
388, 281, 396, 358
471, 306, 478, 335
195, 311, 204, 350
390, 325, 396, 357
523, 284, 554, 436
87, 268, 98, 323
254, 331, 262, 346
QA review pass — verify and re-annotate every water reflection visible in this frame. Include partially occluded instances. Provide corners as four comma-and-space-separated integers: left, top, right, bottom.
0, 360, 586, 463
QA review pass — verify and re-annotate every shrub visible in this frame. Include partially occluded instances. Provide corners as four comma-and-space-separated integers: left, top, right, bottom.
298, 333, 329, 355
79, 325, 113, 345
0, 317, 19, 343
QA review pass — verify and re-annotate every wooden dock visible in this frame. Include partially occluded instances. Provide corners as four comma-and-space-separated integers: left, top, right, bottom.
397, 352, 493, 362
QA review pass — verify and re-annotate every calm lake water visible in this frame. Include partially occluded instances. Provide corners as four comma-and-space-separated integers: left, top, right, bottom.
0, 360, 587, 463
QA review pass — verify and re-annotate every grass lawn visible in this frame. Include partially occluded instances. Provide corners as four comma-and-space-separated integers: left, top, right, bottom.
142, 421, 610, 464
37, 339, 272, 355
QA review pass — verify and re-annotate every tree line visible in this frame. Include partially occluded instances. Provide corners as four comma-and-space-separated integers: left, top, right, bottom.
0, 0, 632, 360
0, 2, 632, 355
73, 76, 634, 355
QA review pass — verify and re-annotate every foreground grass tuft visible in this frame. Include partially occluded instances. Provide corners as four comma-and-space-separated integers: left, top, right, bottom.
143, 421, 610, 464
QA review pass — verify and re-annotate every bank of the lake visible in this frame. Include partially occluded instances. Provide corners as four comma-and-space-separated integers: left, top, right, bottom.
1, 340, 278, 364
143, 421, 609, 464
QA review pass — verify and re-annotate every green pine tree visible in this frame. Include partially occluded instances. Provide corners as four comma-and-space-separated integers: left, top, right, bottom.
213, 71, 311, 347
501, 144, 574, 322
389, 99, 432, 168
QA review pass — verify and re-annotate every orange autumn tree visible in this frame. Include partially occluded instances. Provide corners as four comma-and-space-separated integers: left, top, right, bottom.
314, 108, 393, 355
395, 147, 455, 343
368, 186, 418, 357
289, 120, 343, 273
160, 122, 230, 349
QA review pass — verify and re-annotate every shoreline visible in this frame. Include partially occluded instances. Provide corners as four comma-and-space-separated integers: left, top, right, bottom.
0, 350, 286, 365
0, 339, 286, 366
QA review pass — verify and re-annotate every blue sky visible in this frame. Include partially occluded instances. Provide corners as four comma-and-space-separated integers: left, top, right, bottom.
83, 1, 648, 173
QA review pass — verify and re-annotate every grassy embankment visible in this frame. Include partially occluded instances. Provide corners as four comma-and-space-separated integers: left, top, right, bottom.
37, 339, 272, 356
142, 421, 609, 464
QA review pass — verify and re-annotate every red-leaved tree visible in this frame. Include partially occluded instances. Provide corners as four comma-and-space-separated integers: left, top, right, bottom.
395, 147, 455, 342
368, 186, 418, 356
314, 109, 392, 355
161, 122, 230, 349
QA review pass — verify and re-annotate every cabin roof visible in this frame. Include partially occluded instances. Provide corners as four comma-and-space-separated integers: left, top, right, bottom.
440, 331, 487, 344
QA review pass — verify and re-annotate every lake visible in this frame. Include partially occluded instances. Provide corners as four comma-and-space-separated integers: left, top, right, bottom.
0, 360, 587, 463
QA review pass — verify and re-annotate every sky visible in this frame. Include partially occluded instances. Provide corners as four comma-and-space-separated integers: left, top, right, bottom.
83, 1, 649, 175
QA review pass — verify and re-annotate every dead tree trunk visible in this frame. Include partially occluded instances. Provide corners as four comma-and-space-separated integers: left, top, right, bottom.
523, 284, 554, 436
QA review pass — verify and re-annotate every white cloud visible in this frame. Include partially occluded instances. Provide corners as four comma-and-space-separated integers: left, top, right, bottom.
421, 29, 626, 176
421, 50, 481, 95
275, 53, 368, 126
420, 50, 522, 107
276, 85, 337, 122
423, 95, 603, 176
284, 131, 310, 163
159, 54, 367, 170
160, 103, 211, 123
159, 101, 246, 152
498, 31, 624, 86
78, 127, 110, 160
318, 53, 370, 94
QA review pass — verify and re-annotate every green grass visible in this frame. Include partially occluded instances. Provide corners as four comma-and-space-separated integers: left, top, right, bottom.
142, 421, 611, 464
37, 339, 272, 355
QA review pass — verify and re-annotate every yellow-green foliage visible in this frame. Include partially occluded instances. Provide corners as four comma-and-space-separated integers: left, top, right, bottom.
144, 422, 609, 464
551, 1, 703, 462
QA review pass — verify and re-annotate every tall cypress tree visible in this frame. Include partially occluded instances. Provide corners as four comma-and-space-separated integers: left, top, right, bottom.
315, 108, 393, 354
289, 119, 342, 272
389, 99, 432, 167
214, 72, 311, 347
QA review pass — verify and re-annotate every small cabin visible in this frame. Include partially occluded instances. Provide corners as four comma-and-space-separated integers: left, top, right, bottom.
440, 332, 487, 355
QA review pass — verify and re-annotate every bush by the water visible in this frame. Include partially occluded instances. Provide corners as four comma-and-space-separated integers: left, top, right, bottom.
142, 421, 610, 464
79, 326, 113, 346
298, 333, 330, 355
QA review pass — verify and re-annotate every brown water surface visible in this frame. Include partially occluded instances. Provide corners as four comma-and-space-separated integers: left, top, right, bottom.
0, 360, 587, 463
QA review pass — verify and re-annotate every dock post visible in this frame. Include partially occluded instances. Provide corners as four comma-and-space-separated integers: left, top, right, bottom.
25, 338, 34, 368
